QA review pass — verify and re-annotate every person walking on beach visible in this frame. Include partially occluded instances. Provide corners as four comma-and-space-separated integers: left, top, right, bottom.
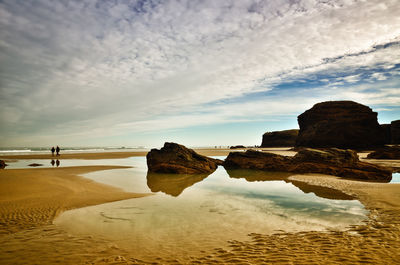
51, 146, 55, 156
56, 146, 60, 156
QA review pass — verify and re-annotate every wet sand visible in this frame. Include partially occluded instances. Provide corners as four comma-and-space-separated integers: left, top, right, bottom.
0, 166, 150, 235
1, 151, 399, 264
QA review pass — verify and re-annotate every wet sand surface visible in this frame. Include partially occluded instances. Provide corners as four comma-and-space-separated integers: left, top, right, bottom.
1, 151, 399, 264
0, 166, 149, 235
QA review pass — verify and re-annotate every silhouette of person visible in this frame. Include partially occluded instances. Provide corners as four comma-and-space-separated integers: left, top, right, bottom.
51, 146, 55, 156
56, 146, 60, 156
56, 160, 60, 167
51, 160, 55, 166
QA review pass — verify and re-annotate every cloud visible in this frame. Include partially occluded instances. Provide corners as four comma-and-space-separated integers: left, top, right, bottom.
0, 0, 399, 146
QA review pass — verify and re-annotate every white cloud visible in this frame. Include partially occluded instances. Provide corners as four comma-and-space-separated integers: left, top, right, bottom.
0, 0, 399, 146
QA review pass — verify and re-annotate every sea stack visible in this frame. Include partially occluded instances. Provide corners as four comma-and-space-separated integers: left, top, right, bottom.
261, 129, 299, 147
296, 101, 385, 149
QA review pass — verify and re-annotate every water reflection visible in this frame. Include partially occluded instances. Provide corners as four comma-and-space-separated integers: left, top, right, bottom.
55, 158, 369, 261
147, 172, 210, 196
226, 169, 354, 200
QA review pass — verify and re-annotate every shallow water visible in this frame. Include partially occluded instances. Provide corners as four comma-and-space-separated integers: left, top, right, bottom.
52, 156, 368, 261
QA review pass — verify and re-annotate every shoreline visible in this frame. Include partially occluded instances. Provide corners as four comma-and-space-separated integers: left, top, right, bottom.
0, 148, 295, 161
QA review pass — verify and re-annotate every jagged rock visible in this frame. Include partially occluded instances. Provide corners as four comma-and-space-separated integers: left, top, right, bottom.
367, 146, 400, 160
392, 120, 400, 144
147, 172, 209, 196
261, 129, 299, 147
224, 148, 392, 182
28, 163, 43, 167
296, 101, 385, 149
146, 142, 222, 174
0, 160, 6, 169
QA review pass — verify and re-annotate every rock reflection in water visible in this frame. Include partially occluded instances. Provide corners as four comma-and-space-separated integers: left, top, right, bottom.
226, 169, 354, 200
146, 172, 210, 196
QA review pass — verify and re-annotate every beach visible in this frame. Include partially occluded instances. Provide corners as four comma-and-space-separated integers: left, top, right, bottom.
0, 150, 399, 264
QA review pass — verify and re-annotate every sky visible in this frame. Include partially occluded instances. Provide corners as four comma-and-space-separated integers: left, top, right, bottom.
0, 0, 399, 148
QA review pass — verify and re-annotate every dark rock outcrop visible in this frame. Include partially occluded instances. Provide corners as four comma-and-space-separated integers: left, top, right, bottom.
381, 124, 392, 144
0, 160, 6, 169
296, 101, 385, 149
146, 142, 222, 174
391, 120, 400, 144
367, 146, 400, 160
261, 129, 299, 147
224, 148, 392, 182
147, 172, 209, 197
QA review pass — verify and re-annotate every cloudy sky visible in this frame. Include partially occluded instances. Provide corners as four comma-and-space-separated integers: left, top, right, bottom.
1, 0, 399, 148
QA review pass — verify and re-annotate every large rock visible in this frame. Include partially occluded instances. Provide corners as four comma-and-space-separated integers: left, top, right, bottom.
0, 160, 6, 169
296, 101, 385, 149
261, 129, 299, 147
146, 142, 222, 174
367, 146, 400, 160
224, 148, 392, 182
381, 124, 392, 144
391, 120, 400, 144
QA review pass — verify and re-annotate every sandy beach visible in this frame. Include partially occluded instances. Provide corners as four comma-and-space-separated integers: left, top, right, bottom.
0, 150, 399, 264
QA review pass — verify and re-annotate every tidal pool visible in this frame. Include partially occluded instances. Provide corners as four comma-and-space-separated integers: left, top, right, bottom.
54, 156, 368, 261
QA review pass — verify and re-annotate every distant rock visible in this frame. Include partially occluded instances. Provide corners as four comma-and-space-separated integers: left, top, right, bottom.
261, 129, 299, 147
146, 142, 223, 174
391, 120, 400, 144
0, 160, 6, 169
230, 145, 246, 149
224, 148, 392, 182
296, 101, 385, 149
367, 146, 400, 160
28, 163, 43, 167
147, 172, 209, 196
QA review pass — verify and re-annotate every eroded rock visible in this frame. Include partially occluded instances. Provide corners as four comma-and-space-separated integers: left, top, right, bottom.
261, 129, 299, 147
296, 101, 385, 149
224, 148, 392, 182
367, 146, 400, 160
146, 142, 222, 174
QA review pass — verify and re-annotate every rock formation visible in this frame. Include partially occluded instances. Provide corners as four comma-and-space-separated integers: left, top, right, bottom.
296, 101, 385, 149
261, 129, 299, 147
147, 172, 209, 196
391, 120, 400, 144
367, 146, 400, 160
224, 148, 392, 182
381, 124, 392, 144
146, 142, 222, 174
0, 160, 6, 169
